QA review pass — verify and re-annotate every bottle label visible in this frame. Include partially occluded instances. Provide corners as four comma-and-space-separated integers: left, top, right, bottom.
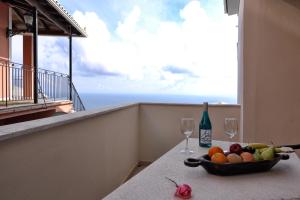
200, 129, 212, 144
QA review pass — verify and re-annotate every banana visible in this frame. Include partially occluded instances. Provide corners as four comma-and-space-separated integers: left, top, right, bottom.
260, 147, 291, 153
248, 143, 269, 149
274, 147, 294, 153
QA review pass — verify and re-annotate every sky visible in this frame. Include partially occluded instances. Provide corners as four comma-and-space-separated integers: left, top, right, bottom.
12, 0, 238, 97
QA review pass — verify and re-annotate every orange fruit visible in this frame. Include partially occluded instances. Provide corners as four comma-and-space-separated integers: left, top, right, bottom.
208, 146, 224, 158
211, 153, 228, 164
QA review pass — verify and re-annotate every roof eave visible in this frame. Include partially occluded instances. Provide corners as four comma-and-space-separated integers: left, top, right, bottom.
46, 0, 87, 37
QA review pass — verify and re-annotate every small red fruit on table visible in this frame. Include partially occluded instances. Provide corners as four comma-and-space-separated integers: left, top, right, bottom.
230, 143, 243, 154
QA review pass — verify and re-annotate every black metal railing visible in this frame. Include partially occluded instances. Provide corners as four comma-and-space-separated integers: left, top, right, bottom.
71, 82, 85, 111
0, 58, 34, 106
37, 68, 70, 101
0, 58, 85, 112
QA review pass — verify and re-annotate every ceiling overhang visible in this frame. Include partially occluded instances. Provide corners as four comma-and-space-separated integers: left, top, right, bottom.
1, 0, 87, 37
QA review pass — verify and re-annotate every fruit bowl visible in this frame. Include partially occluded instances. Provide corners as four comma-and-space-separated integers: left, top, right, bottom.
184, 153, 289, 176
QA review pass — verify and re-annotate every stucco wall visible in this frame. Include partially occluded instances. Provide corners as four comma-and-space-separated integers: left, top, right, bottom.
139, 104, 241, 161
240, 0, 300, 145
0, 3, 9, 59
23, 35, 34, 98
0, 105, 139, 200
0, 3, 10, 99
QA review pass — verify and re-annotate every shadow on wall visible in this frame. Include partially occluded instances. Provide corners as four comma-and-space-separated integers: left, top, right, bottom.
283, 0, 300, 11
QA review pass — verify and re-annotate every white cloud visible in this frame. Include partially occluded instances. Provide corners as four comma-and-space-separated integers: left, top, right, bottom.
71, 0, 237, 96
116, 5, 141, 40
73, 11, 111, 69
11, 0, 237, 97
38, 36, 69, 73
11, 35, 23, 64
11, 35, 70, 75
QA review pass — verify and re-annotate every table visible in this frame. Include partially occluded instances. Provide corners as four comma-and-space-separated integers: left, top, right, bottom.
104, 139, 300, 200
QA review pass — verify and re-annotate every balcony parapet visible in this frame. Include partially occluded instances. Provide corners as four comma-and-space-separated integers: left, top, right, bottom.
0, 102, 240, 142
0, 102, 240, 199
0, 103, 138, 142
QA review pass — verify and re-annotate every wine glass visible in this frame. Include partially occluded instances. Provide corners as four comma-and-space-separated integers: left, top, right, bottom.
180, 118, 195, 154
224, 118, 238, 141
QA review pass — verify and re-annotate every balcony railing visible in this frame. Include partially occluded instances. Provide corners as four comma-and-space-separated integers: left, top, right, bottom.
37, 68, 70, 102
71, 82, 85, 111
0, 58, 85, 111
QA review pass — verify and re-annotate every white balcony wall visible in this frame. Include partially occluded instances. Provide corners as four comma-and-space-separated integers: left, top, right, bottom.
139, 103, 241, 161
0, 105, 139, 200
0, 103, 240, 199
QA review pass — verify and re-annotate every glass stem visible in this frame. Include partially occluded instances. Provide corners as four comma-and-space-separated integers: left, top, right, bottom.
185, 136, 189, 151
230, 136, 234, 145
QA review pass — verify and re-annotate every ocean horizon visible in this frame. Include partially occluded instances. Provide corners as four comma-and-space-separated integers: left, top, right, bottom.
80, 93, 237, 110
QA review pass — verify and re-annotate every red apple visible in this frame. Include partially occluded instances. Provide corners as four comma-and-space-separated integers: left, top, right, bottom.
229, 143, 243, 154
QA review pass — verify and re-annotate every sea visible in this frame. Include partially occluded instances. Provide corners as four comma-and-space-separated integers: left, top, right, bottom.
80, 93, 237, 110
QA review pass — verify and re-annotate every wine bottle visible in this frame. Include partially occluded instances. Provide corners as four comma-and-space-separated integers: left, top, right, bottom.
199, 102, 212, 147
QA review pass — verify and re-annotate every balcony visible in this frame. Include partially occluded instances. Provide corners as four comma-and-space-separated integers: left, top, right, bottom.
0, 0, 300, 199
0, 102, 239, 199
0, 0, 87, 125
0, 58, 85, 125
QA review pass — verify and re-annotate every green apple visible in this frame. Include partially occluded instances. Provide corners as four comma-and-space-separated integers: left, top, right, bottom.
261, 147, 274, 160
253, 149, 263, 161
259, 147, 268, 153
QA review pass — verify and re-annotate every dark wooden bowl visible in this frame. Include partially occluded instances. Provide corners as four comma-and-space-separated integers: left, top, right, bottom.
184, 154, 289, 176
